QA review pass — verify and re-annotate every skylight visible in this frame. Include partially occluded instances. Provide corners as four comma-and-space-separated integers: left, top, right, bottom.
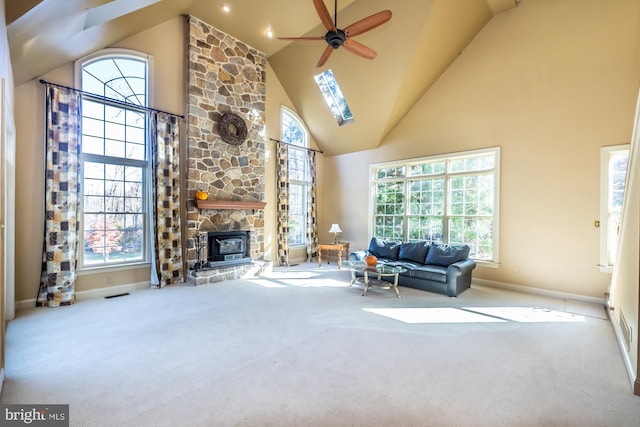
314, 69, 354, 126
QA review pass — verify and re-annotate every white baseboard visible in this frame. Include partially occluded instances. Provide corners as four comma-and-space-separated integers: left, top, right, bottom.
16, 281, 151, 312
472, 278, 607, 305
606, 305, 637, 393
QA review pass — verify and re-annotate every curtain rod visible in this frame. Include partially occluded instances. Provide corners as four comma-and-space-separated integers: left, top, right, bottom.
269, 137, 323, 154
39, 79, 185, 119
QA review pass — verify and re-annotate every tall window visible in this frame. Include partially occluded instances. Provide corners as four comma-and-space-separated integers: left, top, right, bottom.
371, 147, 500, 262
600, 145, 629, 271
281, 107, 310, 246
77, 50, 151, 268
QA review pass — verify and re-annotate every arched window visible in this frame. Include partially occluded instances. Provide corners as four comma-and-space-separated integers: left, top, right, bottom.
281, 107, 310, 246
76, 50, 151, 268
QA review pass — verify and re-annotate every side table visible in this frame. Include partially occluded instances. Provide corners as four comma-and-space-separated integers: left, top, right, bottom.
317, 242, 350, 270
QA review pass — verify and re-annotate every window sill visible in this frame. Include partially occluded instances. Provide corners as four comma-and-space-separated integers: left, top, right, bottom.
78, 262, 151, 276
599, 265, 614, 274
475, 260, 500, 269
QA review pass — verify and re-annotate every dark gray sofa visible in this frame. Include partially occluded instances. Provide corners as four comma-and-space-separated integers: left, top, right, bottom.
349, 237, 476, 297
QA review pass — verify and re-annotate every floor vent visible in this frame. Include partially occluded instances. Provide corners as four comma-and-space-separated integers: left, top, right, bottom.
105, 292, 130, 299
620, 310, 632, 351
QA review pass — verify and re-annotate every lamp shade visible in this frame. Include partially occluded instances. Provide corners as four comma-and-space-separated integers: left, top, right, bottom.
329, 224, 342, 233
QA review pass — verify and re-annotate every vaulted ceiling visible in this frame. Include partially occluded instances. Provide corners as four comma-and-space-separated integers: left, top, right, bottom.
6, 0, 517, 155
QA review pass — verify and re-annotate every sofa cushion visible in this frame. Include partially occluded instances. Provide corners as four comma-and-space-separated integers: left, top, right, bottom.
368, 237, 400, 260
410, 265, 448, 283
399, 242, 430, 264
385, 260, 421, 271
425, 244, 470, 267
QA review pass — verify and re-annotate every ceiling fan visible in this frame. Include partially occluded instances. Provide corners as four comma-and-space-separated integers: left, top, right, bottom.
278, 0, 392, 67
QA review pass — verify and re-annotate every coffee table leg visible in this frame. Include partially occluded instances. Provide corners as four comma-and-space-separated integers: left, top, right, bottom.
349, 269, 356, 287
362, 271, 370, 296
392, 273, 402, 298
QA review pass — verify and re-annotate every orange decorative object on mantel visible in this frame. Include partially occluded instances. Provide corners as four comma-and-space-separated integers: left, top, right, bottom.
195, 191, 208, 200
364, 255, 378, 266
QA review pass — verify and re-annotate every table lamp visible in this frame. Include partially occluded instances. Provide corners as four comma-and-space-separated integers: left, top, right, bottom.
329, 224, 342, 244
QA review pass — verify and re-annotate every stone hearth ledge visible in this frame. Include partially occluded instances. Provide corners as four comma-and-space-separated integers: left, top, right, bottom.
187, 261, 270, 285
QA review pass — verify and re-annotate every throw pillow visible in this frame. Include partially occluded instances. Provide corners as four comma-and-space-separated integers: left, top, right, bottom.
399, 242, 429, 264
425, 244, 470, 266
368, 237, 400, 260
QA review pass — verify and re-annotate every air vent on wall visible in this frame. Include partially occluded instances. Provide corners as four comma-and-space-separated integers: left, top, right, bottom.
619, 310, 632, 351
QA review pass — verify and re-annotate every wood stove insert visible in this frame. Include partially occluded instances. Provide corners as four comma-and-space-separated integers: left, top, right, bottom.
207, 230, 252, 267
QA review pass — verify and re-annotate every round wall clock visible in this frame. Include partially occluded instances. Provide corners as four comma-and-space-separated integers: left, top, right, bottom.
218, 113, 248, 145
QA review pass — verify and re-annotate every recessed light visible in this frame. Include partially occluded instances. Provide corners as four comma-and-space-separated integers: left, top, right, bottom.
222, 5, 231, 13
265, 29, 274, 38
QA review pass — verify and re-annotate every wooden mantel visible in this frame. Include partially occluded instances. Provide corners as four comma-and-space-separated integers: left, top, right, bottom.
195, 200, 266, 210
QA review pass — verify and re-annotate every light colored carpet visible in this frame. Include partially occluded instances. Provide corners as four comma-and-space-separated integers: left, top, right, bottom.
1, 264, 639, 426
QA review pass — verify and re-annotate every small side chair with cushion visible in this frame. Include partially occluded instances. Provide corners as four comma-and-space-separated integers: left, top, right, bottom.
349, 237, 476, 297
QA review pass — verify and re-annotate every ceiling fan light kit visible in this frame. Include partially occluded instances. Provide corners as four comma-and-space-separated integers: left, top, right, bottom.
278, 0, 392, 67
325, 29, 346, 49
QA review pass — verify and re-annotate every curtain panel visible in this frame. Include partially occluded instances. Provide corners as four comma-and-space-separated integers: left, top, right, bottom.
37, 86, 82, 307
306, 150, 318, 261
150, 112, 184, 287
276, 143, 290, 266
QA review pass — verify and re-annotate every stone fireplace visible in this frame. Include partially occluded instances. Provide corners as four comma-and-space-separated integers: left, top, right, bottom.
185, 16, 267, 284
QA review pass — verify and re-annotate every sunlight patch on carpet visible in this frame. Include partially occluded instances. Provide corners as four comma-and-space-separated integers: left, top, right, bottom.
259, 271, 318, 279
466, 307, 585, 323
364, 308, 506, 324
247, 277, 348, 288
247, 279, 287, 288
364, 306, 585, 324
277, 278, 348, 288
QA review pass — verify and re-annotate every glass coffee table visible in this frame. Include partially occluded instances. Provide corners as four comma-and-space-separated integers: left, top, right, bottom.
344, 260, 406, 298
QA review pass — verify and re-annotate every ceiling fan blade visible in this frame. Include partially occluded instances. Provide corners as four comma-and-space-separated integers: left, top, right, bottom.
313, 0, 337, 32
344, 10, 392, 37
278, 36, 326, 41
342, 39, 377, 60
316, 44, 335, 67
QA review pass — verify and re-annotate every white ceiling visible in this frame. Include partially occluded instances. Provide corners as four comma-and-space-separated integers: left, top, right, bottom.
6, 0, 517, 155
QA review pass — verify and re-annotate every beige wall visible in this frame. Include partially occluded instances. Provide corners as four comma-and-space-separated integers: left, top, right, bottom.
13, 79, 43, 303
264, 62, 283, 263
320, 0, 640, 299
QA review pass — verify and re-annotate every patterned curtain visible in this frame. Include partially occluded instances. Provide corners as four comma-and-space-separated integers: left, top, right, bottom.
276, 143, 290, 266
37, 86, 82, 307
150, 112, 184, 287
306, 150, 318, 261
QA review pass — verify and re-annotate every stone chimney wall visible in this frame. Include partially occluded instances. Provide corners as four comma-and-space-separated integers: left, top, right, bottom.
185, 15, 266, 267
